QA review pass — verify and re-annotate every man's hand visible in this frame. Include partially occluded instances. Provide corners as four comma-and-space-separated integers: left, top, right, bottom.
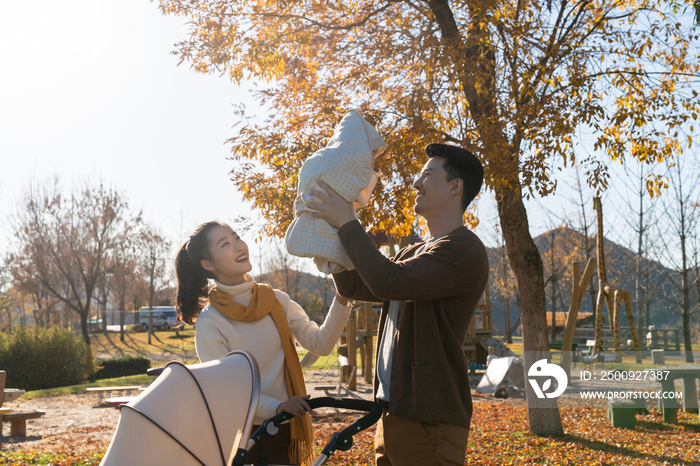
307, 180, 356, 229
276, 394, 313, 417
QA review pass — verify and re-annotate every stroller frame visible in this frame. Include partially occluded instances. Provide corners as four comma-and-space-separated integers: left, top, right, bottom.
233, 397, 382, 466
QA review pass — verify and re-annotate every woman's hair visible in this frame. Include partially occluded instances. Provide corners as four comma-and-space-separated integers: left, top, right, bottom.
174, 221, 226, 325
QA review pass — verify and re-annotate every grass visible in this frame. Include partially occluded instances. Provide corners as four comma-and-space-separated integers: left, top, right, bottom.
18, 333, 340, 400
87, 327, 197, 363
22, 374, 154, 400
298, 348, 340, 370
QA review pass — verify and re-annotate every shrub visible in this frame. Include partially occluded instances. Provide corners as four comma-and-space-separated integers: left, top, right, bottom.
0, 327, 95, 391
94, 355, 151, 379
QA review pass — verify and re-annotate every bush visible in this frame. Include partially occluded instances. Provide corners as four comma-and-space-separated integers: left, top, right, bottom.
94, 355, 151, 379
0, 327, 95, 391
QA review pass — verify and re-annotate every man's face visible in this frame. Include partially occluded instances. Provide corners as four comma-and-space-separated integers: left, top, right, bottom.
413, 156, 454, 216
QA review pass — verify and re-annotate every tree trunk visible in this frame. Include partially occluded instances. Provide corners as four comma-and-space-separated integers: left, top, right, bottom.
682, 269, 694, 363
148, 273, 155, 345
497, 188, 564, 435
503, 295, 512, 344
80, 309, 90, 345
101, 299, 107, 335
120, 309, 126, 343
636, 177, 646, 348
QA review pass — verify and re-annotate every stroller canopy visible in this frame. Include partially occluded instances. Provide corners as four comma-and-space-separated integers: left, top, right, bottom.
100, 351, 260, 466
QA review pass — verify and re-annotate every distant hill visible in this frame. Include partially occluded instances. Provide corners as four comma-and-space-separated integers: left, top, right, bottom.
487, 226, 682, 336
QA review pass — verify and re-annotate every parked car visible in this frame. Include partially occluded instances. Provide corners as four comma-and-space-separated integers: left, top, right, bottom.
139, 307, 178, 330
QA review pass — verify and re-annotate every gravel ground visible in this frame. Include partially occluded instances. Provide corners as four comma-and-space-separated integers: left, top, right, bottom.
0, 369, 374, 453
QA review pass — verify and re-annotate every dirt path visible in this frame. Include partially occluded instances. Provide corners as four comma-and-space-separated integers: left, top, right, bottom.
0, 369, 374, 453
1, 392, 121, 453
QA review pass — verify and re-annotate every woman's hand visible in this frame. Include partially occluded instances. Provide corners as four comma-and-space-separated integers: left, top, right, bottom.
276, 394, 313, 417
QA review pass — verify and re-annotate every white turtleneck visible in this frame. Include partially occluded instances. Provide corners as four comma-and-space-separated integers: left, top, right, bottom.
194, 273, 351, 424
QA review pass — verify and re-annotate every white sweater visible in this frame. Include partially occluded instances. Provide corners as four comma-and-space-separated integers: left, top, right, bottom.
194, 274, 351, 424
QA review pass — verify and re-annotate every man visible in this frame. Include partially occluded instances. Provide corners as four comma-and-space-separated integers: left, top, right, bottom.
309, 143, 489, 465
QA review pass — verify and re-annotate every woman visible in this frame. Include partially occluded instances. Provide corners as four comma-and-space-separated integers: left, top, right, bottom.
175, 221, 351, 465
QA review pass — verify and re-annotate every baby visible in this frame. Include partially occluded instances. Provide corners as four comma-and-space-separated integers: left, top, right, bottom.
285, 110, 387, 273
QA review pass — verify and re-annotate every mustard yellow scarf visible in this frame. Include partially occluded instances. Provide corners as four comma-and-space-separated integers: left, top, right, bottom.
209, 282, 314, 466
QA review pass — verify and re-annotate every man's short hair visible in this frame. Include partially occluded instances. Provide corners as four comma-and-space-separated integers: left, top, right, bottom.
425, 143, 484, 211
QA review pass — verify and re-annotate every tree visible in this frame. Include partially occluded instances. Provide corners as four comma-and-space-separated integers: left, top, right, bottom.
0, 263, 16, 332
10, 179, 137, 344
561, 167, 599, 325
607, 162, 660, 345
261, 240, 305, 303
111, 232, 144, 342
138, 225, 173, 345
489, 226, 518, 342
160, 0, 700, 434
650, 156, 700, 362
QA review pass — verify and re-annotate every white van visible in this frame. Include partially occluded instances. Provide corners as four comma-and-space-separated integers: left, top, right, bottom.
139, 307, 178, 330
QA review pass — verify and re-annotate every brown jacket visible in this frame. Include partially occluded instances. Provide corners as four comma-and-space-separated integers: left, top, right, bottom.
333, 220, 489, 428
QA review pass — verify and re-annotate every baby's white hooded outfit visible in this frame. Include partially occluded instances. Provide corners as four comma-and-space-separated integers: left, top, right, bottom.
284, 110, 387, 273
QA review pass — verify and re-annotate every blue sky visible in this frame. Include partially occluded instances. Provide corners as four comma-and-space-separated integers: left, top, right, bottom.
1, 0, 690, 278
0, 1, 259, 258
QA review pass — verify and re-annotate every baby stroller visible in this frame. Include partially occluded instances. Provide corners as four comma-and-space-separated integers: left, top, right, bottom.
99, 351, 381, 466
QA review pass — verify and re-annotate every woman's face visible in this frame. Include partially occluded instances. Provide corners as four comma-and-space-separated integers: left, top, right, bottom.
200, 224, 252, 286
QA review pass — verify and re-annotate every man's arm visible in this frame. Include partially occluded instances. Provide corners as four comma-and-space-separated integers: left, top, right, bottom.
332, 268, 383, 303
308, 179, 486, 302
337, 220, 484, 302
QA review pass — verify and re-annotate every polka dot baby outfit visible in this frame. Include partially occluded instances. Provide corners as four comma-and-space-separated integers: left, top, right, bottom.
284, 110, 387, 273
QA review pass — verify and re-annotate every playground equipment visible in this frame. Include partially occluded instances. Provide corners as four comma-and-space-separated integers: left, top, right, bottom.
463, 289, 518, 366
338, 302, 378, 390
559, 258, 596, 378
592, 197, 641, 362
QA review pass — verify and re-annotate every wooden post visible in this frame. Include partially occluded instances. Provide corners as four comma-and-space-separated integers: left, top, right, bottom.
339, 330, 347, 385
561, 258, 596, 379
347, 309, 357, 390
357, 306, 367, 379
1, 370, 6, 427
363, 303, 374, 384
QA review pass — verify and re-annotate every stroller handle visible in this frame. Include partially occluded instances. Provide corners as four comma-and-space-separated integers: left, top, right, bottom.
233, 397, 382, 466
310, 397, 382, 432
309, 397, 382, 460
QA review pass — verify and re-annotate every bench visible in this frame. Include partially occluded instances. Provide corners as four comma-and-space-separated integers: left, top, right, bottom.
607, 397, 647, 429
548, 341, 578, 351
105, 396, 136, 409
86, 386, 142, 405
4, 388, 26, 403
580, 340, 618, 364
3, 410, 45, 436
